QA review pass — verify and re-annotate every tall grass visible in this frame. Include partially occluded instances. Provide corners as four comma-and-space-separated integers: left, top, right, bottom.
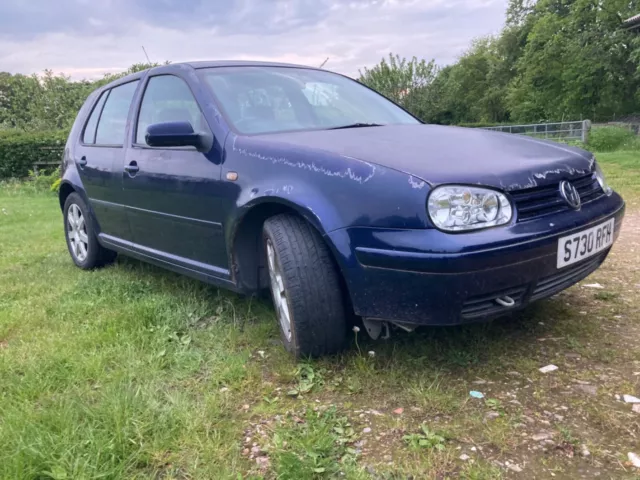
587, 126, 640, 152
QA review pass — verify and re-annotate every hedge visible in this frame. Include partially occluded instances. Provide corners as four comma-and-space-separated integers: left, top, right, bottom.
0, 130, 68, 179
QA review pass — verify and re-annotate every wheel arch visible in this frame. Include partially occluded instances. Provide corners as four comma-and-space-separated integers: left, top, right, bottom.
58, 163, 89, 212
58, 179, 101, 238
58, 180, 76, 211
230, 197, 345, 294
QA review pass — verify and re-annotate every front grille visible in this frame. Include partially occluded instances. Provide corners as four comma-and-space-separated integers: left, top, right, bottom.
511, 173, 605, 222
461, 285, 528, 319
530, 252, 607, 302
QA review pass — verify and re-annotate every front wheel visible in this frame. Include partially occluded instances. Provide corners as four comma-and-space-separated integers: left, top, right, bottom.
263, 214, 347, 357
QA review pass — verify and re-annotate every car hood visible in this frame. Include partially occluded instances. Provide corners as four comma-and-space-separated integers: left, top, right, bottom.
258, 124, 595, 191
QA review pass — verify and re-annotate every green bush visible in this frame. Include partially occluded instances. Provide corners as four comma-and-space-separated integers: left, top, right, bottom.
29, 166, 62, 192
587, 126, 639, 152
0, 130, 68, 179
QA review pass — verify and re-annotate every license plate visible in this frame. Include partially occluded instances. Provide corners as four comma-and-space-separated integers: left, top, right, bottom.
556, 218, 614, 269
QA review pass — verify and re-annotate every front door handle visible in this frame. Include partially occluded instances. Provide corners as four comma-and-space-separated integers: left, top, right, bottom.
77, 156, 87, 168
124, 161, 139, 176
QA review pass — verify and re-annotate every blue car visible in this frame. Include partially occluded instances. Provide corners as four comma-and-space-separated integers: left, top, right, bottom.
60, 61, 625, 357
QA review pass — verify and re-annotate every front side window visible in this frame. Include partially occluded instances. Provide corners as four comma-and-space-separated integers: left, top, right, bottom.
95, 81, 139, 145
136, 75, 206, 145
198, 66, 419, 135
82, 91, 108, 144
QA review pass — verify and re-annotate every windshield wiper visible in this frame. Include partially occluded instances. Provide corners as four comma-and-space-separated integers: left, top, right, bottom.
329, 122, 384, 130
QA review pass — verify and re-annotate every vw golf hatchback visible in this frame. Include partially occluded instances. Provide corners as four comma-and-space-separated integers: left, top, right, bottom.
60, 61, 625, 357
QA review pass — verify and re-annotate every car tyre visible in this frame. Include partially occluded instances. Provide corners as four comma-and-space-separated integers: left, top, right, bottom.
64, 192, 116, 269
263, 214, 347, 357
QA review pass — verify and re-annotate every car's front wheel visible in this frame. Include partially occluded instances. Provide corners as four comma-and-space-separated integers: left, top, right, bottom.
64, 192, 116, 269
263, 214, 347, 357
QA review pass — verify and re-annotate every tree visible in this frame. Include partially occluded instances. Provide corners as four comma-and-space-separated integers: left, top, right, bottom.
434, 37, 513, 124
358, 54, 439, 121
506, 0, 537, 26
357, 0, 640, 125
507, 0, 640, 122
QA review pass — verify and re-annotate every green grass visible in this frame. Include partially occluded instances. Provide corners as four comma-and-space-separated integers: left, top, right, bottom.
587, 126, 640, 152
1, 150, 639, 479
595, 150, 640, 203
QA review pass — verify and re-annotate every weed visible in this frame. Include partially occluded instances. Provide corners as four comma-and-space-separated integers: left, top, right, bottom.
593, 291, 618, 302
269, 407, 362, 479
287, 363, 322, 397
403, 425, 447, 451
28, 166, 61, 192
558, 426, 580, 446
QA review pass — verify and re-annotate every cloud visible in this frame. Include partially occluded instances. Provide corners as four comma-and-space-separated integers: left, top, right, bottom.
0, 0, 508, 80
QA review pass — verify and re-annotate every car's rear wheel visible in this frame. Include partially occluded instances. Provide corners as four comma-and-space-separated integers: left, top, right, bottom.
64, 192, 116, 269
263, 214, 347, 357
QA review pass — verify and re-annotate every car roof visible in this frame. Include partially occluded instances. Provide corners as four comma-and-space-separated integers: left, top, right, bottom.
98, 60, 325, 92
185, 60, 322, 70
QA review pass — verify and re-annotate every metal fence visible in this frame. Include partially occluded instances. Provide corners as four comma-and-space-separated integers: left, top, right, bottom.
481, 120, 590, 143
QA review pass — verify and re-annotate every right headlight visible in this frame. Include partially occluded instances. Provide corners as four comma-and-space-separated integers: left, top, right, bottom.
594, 163, 613, 196
428, 185, 513, 232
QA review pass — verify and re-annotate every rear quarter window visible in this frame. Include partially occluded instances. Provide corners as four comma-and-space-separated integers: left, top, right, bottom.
94, 81, 139, 146
82, 91, 108, 144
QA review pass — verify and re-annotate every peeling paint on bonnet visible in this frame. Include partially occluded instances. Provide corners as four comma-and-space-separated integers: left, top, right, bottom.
532, 165, 591, 180
231, 135, 377, 185
253, 124, 597, 192
408, 176, 427, 189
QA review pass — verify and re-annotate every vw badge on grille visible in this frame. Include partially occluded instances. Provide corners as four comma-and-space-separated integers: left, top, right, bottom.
560, 180, 581, 209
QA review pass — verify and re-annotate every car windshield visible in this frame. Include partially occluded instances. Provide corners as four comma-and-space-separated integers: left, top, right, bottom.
198, 66, 420, 135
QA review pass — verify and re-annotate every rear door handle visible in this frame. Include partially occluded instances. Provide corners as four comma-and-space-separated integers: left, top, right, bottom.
124, 161, 139, 176
77, 156, 87, 168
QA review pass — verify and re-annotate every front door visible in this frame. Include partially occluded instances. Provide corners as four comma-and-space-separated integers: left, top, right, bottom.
74, 80, 139, 241
121, 74, 229, 276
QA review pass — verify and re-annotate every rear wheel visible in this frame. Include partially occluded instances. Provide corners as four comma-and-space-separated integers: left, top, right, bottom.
64, 192, 116, 269
263, 214, 347, 357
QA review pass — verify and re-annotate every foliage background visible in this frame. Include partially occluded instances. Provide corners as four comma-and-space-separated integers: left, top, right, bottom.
0, 131, 67, 179
359, 0, 640, 125
0, 63, 164, 132
1, 1, 639, 178
0, 63, 163, 179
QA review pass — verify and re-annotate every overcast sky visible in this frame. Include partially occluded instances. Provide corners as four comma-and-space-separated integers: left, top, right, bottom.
0, 0, 509, 80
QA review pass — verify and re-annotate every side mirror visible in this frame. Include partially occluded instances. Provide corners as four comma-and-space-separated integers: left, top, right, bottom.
145, 121, 212, 152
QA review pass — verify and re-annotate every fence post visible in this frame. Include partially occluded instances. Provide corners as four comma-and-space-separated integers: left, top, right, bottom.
581, 120, 591, 144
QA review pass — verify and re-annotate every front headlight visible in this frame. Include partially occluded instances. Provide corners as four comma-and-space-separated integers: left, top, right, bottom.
594, 163, 613, 196
428, 185, 513, 232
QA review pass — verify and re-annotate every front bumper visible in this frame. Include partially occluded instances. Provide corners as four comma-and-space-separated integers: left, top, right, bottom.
327, 192, 625, 326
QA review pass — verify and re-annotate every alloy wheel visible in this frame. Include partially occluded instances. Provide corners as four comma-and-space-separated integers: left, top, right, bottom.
67, 204, 89, 262
266, 239, 292, 341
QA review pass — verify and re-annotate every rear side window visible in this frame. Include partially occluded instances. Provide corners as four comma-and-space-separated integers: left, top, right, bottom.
82, 91, 108, 144
95, 81, 139, 146
135, 75, 206, 145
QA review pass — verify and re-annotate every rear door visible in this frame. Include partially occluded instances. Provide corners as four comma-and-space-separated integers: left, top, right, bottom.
74, 80, 140, 241
121, 74, 228, 275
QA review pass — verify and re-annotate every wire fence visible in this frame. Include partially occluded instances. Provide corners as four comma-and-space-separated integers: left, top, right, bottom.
480, 120, 591, 143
